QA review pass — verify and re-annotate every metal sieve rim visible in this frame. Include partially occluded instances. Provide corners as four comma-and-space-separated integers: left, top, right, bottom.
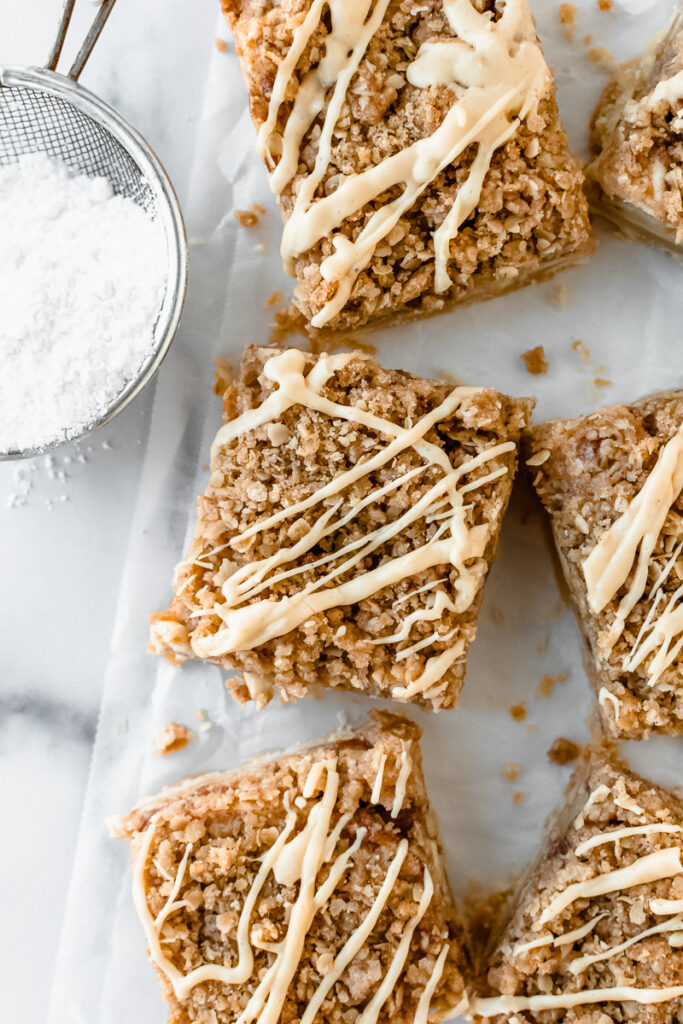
0, 64, 189, 461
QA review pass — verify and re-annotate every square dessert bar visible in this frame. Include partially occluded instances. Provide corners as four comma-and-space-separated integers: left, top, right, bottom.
150, 345, 531, 711
471, 756, 683, 1024
222, 0, 591, 333
526, 390, 683, 739
589, 7, 683, 249
110, 714, 470, 1024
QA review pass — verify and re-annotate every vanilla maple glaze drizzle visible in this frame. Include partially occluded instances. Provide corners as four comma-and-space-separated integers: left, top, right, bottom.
131, 757, 449, 1020
495, 784, 683, 1016
256, 0, 550, 327
581, 424, 683, 684
189, 350, 515, 699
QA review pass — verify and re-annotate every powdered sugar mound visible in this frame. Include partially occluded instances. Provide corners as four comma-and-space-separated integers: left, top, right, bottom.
0, 153, 166, 453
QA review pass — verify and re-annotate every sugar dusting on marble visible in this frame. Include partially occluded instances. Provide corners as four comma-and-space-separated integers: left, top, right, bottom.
0, 153, 166, 453
6, 438, 112, 509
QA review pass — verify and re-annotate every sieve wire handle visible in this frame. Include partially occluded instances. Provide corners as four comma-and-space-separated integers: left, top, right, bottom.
46, 0, 118, 81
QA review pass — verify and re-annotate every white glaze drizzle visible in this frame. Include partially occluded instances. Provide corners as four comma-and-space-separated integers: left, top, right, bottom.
581, 426, 683, 680
513, 915, 608, 956
538, 847, 683, 926
646, 68, 683, 110
257, 0, 550, 326
574, 784, 611, 830
569, 914, 683, 975
599, 687, 621, 725
357, 867, 434, 1024
414, 944, 450, 1024
553, 913, 607, 948
298, 839, 410, 1024
512, 934, 553, 955
469, 987, 683, 1015
575, 823, 682, 857
131, 754, 441, 1015
186, 350, 514, 699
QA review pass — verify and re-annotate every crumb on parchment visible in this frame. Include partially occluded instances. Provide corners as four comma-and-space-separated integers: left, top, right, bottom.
504, 762, 521, 782
571, 339, 591, 364
510, 703, 527, 722
588, 45, 616, 69
522, 345, 548, 376
235, 209, 259, 228
547, 283, 572, 309
536, 671, 567, 698
547, 736, 581, 764
216, 38, 228, 52
155, 721, 195, 756
559, 3, 577, 42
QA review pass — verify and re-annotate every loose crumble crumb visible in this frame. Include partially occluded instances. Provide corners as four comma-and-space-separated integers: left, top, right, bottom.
510, 703, 527, 722
536, 672, 567, 698
521, 345, 549, 376
571, 339, 591, 364
513, 791, 524, 805
155, 721, 195, 756
249, 201, 267, 217
594, 376, 612, 387
216, 38, 228, 52
588, 45, 616, 70
504, 762, 521, 782
266, 289, 283, 307
235, 209, 259, 228
547, 736, 581, 764
558, 3, 577, 43
597, 0, 612, 10
537, 674, 555, 698
546, 283, 572, 309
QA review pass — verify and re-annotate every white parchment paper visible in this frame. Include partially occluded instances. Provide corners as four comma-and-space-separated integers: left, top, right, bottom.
49, 2, 683, 1020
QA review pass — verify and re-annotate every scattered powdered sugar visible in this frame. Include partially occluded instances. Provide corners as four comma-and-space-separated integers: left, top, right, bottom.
0, 153, 166, 454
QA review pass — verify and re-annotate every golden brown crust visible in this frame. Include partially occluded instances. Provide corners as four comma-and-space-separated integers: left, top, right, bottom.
525, 390, 683, 738
221, 0, 592, 333
150, 345, 532, 711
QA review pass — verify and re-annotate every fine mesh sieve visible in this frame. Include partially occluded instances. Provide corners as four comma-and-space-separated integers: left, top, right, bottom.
0, 0, 188, 460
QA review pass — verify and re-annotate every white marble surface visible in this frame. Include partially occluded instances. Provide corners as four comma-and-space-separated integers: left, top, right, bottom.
0, 0, 217, 1018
